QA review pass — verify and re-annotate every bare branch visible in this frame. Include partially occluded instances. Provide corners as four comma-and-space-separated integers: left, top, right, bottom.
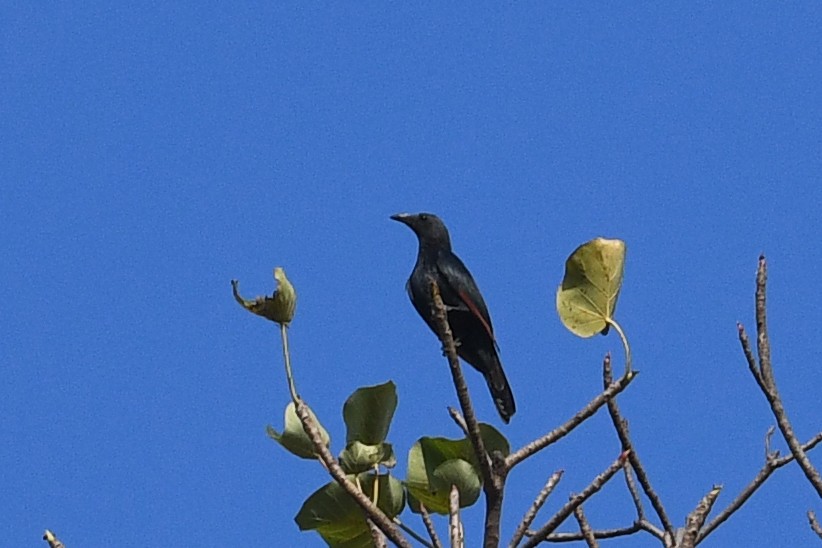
539, 523, 642, 543
748, 256, 822, 497
430, 283, 492, 485
43, 531, 65, 548
429, 282, 506, 548
737, 323, 766, 392
809, 510, 822, 540
507, 355, 636, 469
418, 504, 443, 548
510, 470, 564, 547
573, 506, 599, 548
698, 432, 822, 543
603, 356, 676, 540
622, 462, 645, 520
679, 485, 721, 548
450, 485, 463, 548
522, 452, 629, 548
394, 519, 436, 548
448, 406, 470, 437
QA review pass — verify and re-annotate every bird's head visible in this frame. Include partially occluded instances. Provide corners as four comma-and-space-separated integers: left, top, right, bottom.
390, 212, 452, 250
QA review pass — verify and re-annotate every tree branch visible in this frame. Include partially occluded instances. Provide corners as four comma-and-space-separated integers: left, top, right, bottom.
419, 504, 443, 548
678, 485, 721, 548
539, 523, 642, 543
507, 355, 636, 469
697, 432, 822, 543
809, 510, 822, 540
450, 485, 464, 548
573, 505, 599, 548
43, 531, 65, 548
748, 256, 822, 497
429, 282, 504, 548
521, 451, 629, 548
510, 470, 564, 547
602, 355, 675, 541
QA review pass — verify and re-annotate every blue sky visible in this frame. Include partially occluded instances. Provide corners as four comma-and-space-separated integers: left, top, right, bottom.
2, 4, 821, 547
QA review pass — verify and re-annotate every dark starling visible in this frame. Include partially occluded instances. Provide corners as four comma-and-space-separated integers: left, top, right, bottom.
391, 212, 516, 423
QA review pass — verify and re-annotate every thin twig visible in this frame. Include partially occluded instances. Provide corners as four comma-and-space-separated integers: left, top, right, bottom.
418, 504, 443, 548
43, 531, 65, 548
506, 356, 636, 469
698, 432, 822, 543
510, 470, 564, 547
448, 406, 470, 437
679, 485, 721, 548
809, 510, 822, 540
573, 506, 599, 548
602, 355, 676, 541
395, 518, 436, 548
539, 523, 642, 543
522, 452, 630, 548
737, 323, 766, 393
622, 462, 644, 520
751, 256, 822, 497
449, 485, 463, 548
280, 324, 299, 402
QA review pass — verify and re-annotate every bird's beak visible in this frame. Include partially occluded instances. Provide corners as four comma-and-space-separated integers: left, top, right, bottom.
390, 213, 412, 224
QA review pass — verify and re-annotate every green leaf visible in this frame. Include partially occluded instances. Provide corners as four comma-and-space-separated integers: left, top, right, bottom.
556, 237, 626, 338
339, 441, 397, 474
479, 423, 510, 457
432, 459, 482, 507
343, 381, 398, 445
405, 436, 482, 514
267, 401, 330, 460
295, 474, 405, 546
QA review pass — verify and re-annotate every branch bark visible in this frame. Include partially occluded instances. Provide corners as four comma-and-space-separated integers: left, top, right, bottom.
603, 355, 675, 541
746, 256, 822, 497
510, 470, 564, 547
698, 432, 822, 542
429, 282, 505, 548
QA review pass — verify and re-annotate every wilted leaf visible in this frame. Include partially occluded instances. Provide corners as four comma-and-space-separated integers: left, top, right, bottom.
295, 474, 405, 546
231, 267, 297, 325
267, 401, 330, 459
556, 238, 626, 337
343, 381, 397, 445
339, 441, 396, 474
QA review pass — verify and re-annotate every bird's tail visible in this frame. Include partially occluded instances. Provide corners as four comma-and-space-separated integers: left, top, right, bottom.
483, 358, 516, 424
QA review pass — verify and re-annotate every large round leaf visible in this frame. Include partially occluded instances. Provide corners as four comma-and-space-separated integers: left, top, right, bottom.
405, 436, 482, 514
295, 474, 405, 546
343, 381, 397, 445
556, 238, 626, 337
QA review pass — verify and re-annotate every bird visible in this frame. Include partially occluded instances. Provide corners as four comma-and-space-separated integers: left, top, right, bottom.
391, 212, 516, 423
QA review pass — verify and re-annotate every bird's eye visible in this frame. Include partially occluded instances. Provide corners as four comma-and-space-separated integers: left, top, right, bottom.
420, 214, 428, 221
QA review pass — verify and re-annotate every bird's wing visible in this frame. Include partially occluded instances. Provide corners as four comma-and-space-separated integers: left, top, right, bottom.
436, 251, 497, 344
